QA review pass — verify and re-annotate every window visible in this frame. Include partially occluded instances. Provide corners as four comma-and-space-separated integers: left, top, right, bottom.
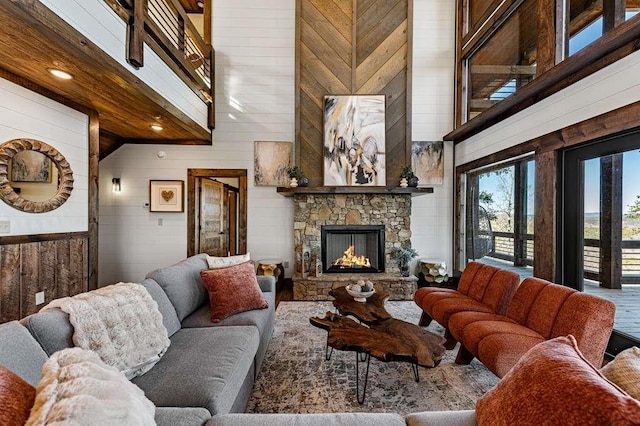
455, 0, 640, 130
466, 0, 500, 36
463, 156, 535, 279
466, 0, 537, 120
561, 132, 640, 350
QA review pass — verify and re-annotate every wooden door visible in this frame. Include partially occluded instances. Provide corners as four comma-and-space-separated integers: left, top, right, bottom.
198, 179, 228, 256
228, 190, 238, 255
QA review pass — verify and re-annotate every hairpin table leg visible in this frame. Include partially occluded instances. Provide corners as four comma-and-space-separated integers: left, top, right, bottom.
355, 351, 371, 404
412, 361, 420, 382
325, 343, 333, 361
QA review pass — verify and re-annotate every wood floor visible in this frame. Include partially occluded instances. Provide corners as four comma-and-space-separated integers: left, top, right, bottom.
275, 279, 293, 307
477, 257, 640, 339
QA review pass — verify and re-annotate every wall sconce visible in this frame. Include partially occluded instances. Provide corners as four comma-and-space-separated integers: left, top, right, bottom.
112, 178, 121, 193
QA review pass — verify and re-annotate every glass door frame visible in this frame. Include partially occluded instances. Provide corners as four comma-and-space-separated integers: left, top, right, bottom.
559, 129, 640, 354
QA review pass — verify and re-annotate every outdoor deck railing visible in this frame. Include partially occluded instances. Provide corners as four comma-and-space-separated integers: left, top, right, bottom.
487, 232, 640, 284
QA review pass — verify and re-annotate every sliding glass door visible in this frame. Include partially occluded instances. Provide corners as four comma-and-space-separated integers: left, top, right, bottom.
561, 131, 640, 353
463, 156, 535, 279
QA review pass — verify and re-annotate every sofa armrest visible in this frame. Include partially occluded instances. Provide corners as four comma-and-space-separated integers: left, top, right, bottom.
257, 275, 276, 293
405, 410, 477, 426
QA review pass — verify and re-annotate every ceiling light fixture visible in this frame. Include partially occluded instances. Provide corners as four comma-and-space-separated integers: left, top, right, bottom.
197, 1, 204, 8
151, 124, 163, 132
48, 68, 73, 80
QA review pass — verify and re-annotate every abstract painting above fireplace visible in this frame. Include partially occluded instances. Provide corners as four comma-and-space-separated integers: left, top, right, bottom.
321, 225, 385, 273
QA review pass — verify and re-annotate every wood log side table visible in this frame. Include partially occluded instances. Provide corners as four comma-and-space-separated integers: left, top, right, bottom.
310, 286, 446, 403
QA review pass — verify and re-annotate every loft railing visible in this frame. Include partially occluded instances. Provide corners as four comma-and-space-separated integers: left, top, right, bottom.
105, 0, 214, 128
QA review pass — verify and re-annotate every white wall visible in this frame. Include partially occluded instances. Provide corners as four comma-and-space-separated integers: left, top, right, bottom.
456, 49, 640, 165
98, 0, 296, 285
98, 0, 457, 283
41, 0, 208, 130
0, 78, 89, 236
410, 0, 456, 272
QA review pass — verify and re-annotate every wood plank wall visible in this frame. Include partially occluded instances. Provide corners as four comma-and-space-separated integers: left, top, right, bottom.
0, 70, 97, 324
0, 237, 88, 323
296, 0, 410, 185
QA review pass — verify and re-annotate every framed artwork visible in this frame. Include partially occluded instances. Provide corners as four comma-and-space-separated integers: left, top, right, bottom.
254, 141, 292, 186
411, 141, 444, 186
323, 95, 386, 186
150, 180, 184, 212
11, 150, 52, 183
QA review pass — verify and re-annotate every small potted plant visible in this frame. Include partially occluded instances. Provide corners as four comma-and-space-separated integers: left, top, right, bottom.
400, 165, 419, 187
391, 246, 419, 277
287, 166, 301, 187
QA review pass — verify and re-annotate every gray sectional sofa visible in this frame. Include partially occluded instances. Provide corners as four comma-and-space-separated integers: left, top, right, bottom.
0, 254, 276, 426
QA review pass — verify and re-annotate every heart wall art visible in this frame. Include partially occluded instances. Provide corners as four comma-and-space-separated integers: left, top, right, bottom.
149, 180, 184, 212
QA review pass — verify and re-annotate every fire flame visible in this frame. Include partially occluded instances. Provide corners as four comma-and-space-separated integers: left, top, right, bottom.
333, 245, 371, 268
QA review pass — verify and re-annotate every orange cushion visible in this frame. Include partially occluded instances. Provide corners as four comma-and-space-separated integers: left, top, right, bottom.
476, 336, 640, 425
200, 261, 268, 323
460, 320, 541, 355
430, 297, 495, 328
0, 366, 35, 426
448, 311, 509, 343
413, 287, 457, 306
477, 333, 545, 378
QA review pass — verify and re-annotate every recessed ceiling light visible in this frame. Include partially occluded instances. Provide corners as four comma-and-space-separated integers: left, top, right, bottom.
48, 68, 73, 80
151, 124, 163, 131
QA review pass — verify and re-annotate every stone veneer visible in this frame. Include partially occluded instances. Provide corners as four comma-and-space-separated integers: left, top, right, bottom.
293, 273, 418, 301
293, 193, 414, 300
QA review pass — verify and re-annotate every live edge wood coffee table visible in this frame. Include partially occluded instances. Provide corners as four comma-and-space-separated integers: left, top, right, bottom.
310, 286, 446, 403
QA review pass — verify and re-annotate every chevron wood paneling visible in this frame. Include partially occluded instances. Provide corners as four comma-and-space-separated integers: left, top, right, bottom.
296, 0, 410, 186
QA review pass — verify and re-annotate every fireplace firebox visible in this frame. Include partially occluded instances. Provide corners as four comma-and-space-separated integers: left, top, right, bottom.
321, 225, 385, 273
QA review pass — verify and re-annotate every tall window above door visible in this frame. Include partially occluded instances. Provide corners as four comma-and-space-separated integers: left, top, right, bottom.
465, 0, 537, 120
453, 0, 640, 132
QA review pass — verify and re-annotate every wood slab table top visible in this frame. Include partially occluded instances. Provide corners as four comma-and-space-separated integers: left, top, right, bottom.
328, 286, 392, 324
310, 312, 446, 368
312, 286, 447, 368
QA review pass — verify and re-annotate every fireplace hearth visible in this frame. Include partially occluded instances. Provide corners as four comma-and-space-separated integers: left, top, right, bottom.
321, 225, 385, 273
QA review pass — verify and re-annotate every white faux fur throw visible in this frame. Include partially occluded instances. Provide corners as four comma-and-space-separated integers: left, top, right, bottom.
43, 282, 170, 379
26, 348, 155, 426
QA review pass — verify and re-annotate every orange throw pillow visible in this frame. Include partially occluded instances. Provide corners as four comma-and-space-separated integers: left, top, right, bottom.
476, 335, 640, 426
0, 365, 36, 426
200, 261, 269, 322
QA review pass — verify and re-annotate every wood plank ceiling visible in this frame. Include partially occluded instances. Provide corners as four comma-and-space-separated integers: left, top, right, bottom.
179, 0, 204, 14
0, 0, 211, 159
297, 0, 409, 186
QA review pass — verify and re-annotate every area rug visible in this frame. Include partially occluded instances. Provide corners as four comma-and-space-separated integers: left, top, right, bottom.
246, 301, 498, 415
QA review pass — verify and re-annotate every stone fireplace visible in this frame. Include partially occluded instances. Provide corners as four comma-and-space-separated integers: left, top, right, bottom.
293, 193, 417, 300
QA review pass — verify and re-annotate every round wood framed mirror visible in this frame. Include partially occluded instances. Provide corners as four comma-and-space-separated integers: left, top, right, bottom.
0, 138, 74, 213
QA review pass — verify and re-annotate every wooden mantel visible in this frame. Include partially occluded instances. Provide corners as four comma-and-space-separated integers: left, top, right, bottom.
276, 186, 434, 197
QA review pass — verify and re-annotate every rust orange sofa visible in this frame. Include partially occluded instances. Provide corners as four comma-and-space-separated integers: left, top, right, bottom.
448, 276, 616, 377
413, 261, 520, 348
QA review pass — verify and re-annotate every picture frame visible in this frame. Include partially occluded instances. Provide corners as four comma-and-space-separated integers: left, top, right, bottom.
254, 141, 292, 186
10, 150, 52, 183
150, 180, 184, 212
323, 94, 386, 186
411, 141, 444, 186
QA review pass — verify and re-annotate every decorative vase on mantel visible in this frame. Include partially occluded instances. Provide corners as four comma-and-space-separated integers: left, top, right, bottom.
400, 178, 408, 188
289, 177, 298, 187
298, 176, 309, 187
408, 176, 419, 187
